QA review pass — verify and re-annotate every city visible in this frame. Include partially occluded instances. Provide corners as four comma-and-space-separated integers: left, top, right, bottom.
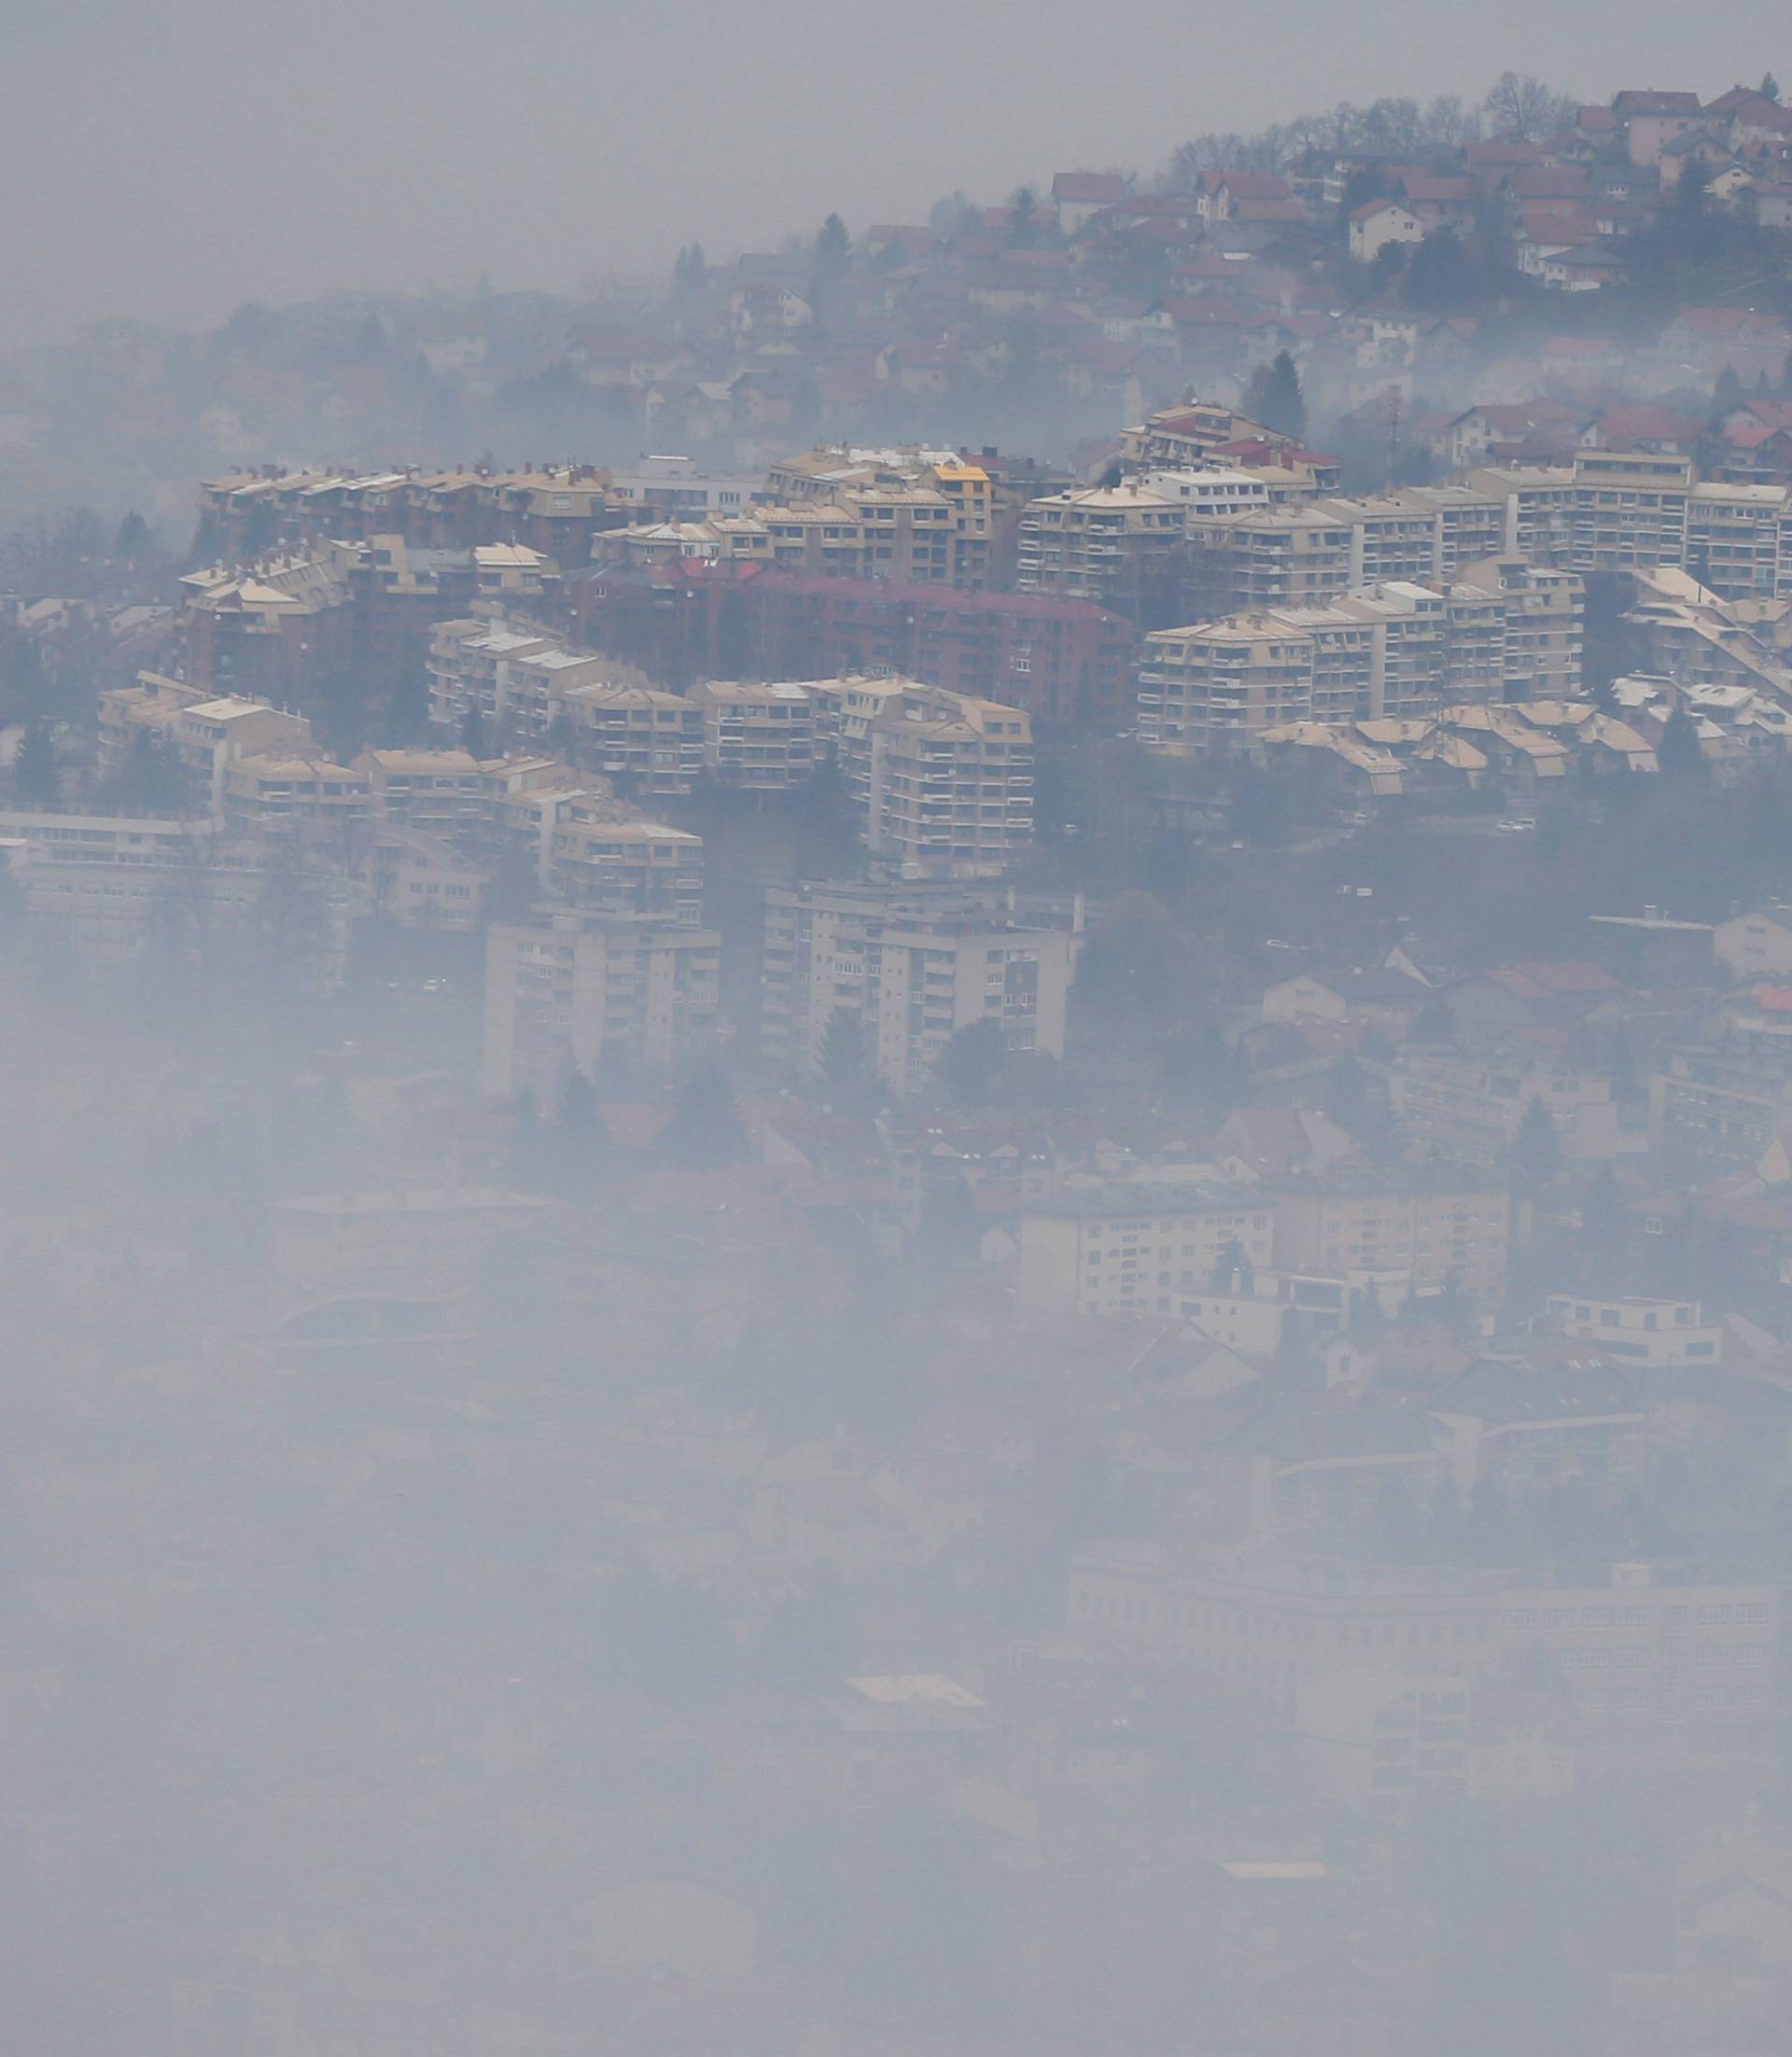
8, 25, 1792, 2057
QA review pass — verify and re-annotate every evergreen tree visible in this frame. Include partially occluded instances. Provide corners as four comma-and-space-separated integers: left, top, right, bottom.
1509, 1099, 1562, 1189
810, 213, 850, 314
115, 729, 185, 814
1711, 362, 1745, 424
653, 1070, 751, 1170
1762, 72, 1782, 104
1658, 705, 1707, 780
1007, 185, 1040, 247
1243, 351, 1308, 441
815, 1011, 879, 1114
936, 1019, 1007, 1108
115, 510, 154, 564
12, 719, 63, 807
553, 1068, 611, 1196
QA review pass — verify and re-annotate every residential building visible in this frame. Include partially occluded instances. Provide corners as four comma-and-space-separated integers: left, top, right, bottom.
814, 677, 1034, 877
481, 909, 721, 1098
1542, 1294, 1726, 1369
688, 679, 817, 788
545, 807, 705, 923
1392, 1047, 1624, 1165
1017, 1184, 1278, 1321
353, 748, 487, 840
1267, 1173, 1514, 1302
1015, 479, 1191, 619
760, 879, 1079, 1091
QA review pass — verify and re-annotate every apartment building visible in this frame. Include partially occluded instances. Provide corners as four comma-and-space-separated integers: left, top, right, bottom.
1543, 1294, 1726, 1369
1017, 1185, 1278, 1321
545, 809, 704, 924
481, 910, 721, 1099
687, 679, 816, 789
761, 880, 1078, 1091
357, 826, 486, 931
1649, 1041, 1792, 1168
1271, 1173, 1515, 1302
353, 749, 486, 840
1182, 504, 1358, 616
1468, 455, 1792, 601
426, 617, 556, 737
1453, 558, 1585, 698
1015, 480, 1190, 617
0, 810, 269, 965
1137, 615, 1320, 752
175, 549, 353, 706
1138, 556, 1585, 755
1069, 1546, 1779, 1745
1393, 1048, 1622, 1167
814, 676, 1034, 878
99, 675, 321, 815
218, 752, 372, 838
558, 680, 706, 796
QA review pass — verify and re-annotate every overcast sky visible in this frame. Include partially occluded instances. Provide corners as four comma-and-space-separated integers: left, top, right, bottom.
4, 0, 1787, 349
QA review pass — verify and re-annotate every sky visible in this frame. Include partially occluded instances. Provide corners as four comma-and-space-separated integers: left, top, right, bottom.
4, 0, 1789, 349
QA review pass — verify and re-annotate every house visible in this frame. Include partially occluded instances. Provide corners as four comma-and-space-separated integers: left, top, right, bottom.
1610, 89, 1705, 168
1348, 202, 1424, 265
1052, 170, 1131, 234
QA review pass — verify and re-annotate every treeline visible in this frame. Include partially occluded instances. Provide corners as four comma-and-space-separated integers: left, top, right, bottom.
1160, 71, 1579, 185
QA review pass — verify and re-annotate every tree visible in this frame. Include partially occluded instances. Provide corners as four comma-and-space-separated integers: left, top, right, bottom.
1658, 705, 1707, 780
1007, 186, 1040, 247
810, 213, 850, 314
673, 243, 708, 294
1243, 351, 1308, 441
1510, 1099, 1562, 1189
11, 719, 63, 808
1762, 72, 1782, 105
653, 1070, 751, 1171
115, 510, 155, 565
113, 729, 185, 814
552, 1068, 611, 1197
1711, 361, 1745, 424
815, 1011, 879, 1115
936, 1019, 1007, 1108
1411, 991, 1456, 1046
1481, 70, 1573, 142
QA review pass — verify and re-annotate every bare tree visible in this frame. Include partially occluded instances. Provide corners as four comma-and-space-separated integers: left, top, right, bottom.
1482, 70, 1575, 141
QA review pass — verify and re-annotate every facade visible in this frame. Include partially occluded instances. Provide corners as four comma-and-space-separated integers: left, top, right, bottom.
1069, 1546, 1778, 1746
1015, 480, 1190, 618
760, 880, 1078, 1092
1392, 1049, 1623, 1166
481, 910, 721, 1099
688, 679, 817, 789
1270, 1175, 1515, 1302
1017, 1185, 1278, 1321
814, 677, 1034, 878
545, 809, 705, 923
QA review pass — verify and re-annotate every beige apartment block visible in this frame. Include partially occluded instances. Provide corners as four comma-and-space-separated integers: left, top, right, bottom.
482, 910, 721, 1099
761, 880, 1078, 1092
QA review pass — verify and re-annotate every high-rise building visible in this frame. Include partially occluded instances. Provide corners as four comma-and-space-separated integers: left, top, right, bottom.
811, 677, 1034, 877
